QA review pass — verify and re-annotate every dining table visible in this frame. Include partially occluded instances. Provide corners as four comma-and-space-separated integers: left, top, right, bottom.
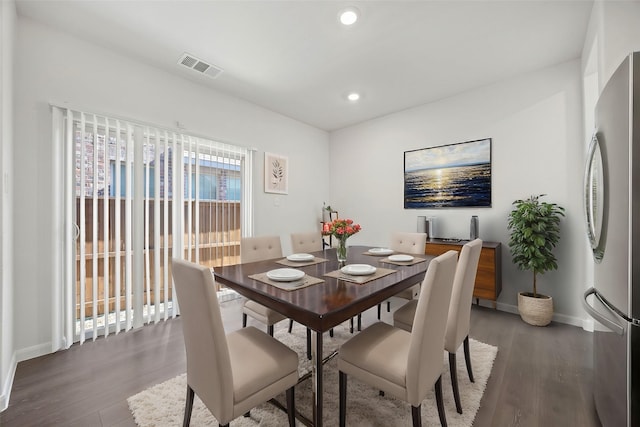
213, 245, 433, 427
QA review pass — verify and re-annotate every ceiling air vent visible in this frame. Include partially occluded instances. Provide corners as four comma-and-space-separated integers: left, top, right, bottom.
178, 53, 223, 79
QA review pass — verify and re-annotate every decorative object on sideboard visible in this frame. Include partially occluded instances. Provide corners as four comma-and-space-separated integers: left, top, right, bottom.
417, 216, 427, 233
507, 194, 565, 326
470, 215, 479, 240
426, 216, 436, 238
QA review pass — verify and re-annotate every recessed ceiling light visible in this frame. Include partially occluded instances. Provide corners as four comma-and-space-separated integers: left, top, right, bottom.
339, 7, 359, 26
347, 92, 360, 102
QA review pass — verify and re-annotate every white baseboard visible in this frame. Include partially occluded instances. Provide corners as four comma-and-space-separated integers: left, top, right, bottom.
0, 352, 17, 412
16, 342, 52, 363
475, 300, 592, 330
1, 342, 53, 412
582, 318, 595, 332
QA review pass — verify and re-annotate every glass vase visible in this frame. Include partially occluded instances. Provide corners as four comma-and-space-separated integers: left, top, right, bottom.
336, 237, 348, 265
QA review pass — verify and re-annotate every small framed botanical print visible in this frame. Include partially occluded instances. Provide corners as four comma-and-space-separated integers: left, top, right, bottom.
264, 152, 288, 194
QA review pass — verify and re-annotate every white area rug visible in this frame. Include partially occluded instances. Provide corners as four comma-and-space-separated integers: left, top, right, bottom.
128, 322, 497, 426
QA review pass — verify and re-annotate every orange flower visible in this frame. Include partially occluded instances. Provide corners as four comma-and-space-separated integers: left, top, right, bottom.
321, 218, 362, 240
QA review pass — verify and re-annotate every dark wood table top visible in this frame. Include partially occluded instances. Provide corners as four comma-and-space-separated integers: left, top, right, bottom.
214, 245, 433, 333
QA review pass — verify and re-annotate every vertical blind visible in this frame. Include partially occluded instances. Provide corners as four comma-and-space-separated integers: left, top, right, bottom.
52, 106, 250, 346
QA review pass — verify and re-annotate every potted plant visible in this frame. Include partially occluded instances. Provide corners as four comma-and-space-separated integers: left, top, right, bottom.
507, 194, 565, 326
322, 202, 334, 222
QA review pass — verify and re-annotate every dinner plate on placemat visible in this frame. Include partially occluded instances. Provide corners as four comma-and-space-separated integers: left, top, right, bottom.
266, 268, 305, 282
286, 253, 315, 262
340, 264, 377, 276
368, 248, 394, 255
388, 254, 414, 262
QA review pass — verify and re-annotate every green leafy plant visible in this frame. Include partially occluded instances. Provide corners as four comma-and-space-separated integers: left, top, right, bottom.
507, 194, 565, 297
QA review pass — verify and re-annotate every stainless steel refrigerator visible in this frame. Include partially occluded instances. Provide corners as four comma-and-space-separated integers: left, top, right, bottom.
582, 51, 640, 427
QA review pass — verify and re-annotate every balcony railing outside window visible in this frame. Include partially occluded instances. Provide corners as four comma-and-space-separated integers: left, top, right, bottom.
75, 198, 240, 319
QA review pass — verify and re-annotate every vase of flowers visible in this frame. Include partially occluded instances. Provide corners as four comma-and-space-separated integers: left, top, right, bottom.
336, 236, 349, 263
322, 218, 362, 265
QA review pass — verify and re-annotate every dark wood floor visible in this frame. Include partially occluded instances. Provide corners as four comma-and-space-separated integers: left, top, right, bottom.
0, 297, 602, 427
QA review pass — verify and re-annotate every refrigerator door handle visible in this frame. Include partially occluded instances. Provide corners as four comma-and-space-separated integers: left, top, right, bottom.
583, 287, 625, 335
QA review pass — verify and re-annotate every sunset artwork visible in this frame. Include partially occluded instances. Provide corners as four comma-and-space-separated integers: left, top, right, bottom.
404, 138, 492, 208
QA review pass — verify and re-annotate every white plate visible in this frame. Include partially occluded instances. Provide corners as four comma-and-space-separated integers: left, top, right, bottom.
340, 264, 377, 276
368, 247, 394, 255
388, 254, 414, 262
287, 253, 314, 262
266, 268, 306, 282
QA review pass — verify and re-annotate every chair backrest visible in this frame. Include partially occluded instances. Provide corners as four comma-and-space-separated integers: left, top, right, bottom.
171, 258, 233, 420
290, 231, 322, 253
405, 250, 457, 406
390, 232, 427, 255
241, 235, 283, 263
445, 239, 483, 352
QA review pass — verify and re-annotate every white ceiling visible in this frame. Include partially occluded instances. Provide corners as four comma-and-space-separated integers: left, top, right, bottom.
16, 0, 594, 131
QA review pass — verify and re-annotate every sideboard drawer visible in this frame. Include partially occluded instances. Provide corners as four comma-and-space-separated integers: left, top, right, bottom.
425, 239, 502, 307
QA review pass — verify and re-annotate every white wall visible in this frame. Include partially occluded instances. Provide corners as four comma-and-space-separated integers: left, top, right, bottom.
597, 1, 640, 91
0, 0, 15, 412
330, 59, 588, 325
582, 1, 640, 95
13, 17, 329, 358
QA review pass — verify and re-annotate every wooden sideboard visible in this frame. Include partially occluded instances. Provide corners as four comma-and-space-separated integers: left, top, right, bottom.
424, 238, 502, 307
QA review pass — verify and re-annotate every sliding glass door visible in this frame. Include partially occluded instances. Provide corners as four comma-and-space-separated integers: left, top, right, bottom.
53, 107, 249, 346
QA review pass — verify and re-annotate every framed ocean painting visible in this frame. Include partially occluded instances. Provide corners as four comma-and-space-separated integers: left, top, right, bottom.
404, 138, 492, 208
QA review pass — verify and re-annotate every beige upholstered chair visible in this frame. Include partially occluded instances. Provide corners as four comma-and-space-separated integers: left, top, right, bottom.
288, 231, 341, 350
171, 258, 298, 427
374, 232, 427, 319
290, 231, 323, 253
338, 250, 458, 427
289, 231, 323, 336
394, 238, 483, 414
241, 236, 287, 336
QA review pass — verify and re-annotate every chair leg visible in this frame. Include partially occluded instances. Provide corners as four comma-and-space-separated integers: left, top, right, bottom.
357, 314, 361, 331
268, 324, 274, 336
411, 404, 422, 427
435, 375, 448, 427
288, 319, 294, 333
330, 328, 334, 337
183, 385, 195, 427
339, 371, 347, 427
350, 317, 354, 333
377, 303, 381, 319
286, 386, 296, 427
387, 300, 391, 312
449, 352, 462, 414
464, 335, 475, 382
244, 411, 250, 417
242, 313, 247, 328
306, 328, 312, 360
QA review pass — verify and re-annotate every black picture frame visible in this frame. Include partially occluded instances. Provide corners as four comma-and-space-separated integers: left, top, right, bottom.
404, 138, 492, 208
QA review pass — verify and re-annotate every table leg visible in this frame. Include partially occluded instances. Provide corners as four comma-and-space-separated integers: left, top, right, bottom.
311, 330, 323, 427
